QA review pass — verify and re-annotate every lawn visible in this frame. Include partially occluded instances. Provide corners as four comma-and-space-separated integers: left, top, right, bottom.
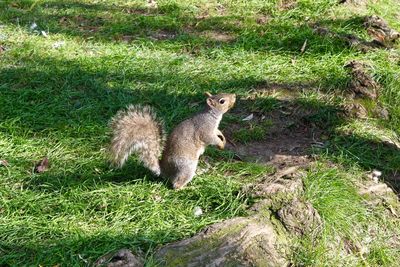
0, 0, 399, 266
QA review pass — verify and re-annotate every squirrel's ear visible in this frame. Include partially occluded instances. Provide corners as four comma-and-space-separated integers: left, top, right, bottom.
206, 97, 215, 108
205, 92, 213, 97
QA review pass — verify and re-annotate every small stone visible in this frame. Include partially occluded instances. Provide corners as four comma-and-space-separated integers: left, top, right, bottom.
193, 206, 203, 217
30, 22, 38, 30
372, 169, 382, 178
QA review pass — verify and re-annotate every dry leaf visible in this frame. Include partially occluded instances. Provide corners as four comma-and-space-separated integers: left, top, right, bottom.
300, 39, 307, 53
0, 159, 9, 167
34, 157, 50, 173
242, 113, 254, 121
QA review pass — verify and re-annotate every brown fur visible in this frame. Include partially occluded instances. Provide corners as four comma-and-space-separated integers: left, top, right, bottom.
109, 93, 236, 189
109, 105, 165, 175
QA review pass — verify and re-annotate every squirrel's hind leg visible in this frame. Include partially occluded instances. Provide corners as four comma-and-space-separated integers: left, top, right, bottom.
171, 159, 197, 190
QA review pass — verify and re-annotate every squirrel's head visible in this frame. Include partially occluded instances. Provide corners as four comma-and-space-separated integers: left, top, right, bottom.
205, 92, 236, 113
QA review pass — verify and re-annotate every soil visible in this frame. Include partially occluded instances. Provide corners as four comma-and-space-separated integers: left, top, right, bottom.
149, 30, 178, 40
200, 30, 236, 42
345, 60, 379, 100
94, 248, 144, 267
364, 15, 400, 46
224, 94, 324, 169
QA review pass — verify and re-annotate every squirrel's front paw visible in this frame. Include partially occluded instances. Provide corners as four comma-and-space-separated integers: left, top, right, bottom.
217, 140, 225, 150
217, 134, 226, 150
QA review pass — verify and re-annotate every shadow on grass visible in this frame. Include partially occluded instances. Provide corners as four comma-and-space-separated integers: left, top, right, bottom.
0, 0, 359, 54
223, 83, 400, 195
331, 135, 400, 194
1, 55, 398, 194
0, 230, 160, 265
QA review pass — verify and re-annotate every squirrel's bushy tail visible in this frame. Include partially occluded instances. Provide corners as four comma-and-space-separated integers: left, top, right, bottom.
109, 105, 166, 176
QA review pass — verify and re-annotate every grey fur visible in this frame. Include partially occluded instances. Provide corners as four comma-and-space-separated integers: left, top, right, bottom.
109, 93, 236, 189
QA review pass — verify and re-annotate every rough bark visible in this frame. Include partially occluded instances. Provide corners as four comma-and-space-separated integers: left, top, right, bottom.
154, 216, 288, 267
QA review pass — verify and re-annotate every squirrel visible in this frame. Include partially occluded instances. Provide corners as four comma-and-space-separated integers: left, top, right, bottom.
109, 92, 236, 189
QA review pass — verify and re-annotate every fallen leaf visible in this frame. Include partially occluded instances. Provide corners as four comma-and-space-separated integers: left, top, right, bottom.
300, 39, 307, 53
242, 113, 254, 121
34, 157, 50, 173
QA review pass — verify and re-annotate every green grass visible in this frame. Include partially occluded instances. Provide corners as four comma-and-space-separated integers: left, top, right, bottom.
0, 0, 399, 265
293, 164, 399, 266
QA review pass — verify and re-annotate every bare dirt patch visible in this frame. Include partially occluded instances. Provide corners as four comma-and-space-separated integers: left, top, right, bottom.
255, 15, 270, 25
94, 248, 144, 267
278, 0, 298, 11
149, 30, 178, 40
200, 30, 236, 42
342, 60, 391, 120
312, 15, 399, 52
345, 60, 379, 100
364, 15, 400, 47
224, 90, 326, 169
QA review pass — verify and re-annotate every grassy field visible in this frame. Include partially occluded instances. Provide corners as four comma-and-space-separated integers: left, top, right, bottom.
0, 0, 399, 266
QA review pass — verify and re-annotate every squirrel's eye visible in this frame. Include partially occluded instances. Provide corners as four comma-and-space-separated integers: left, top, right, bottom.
219, 99, 225, 104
